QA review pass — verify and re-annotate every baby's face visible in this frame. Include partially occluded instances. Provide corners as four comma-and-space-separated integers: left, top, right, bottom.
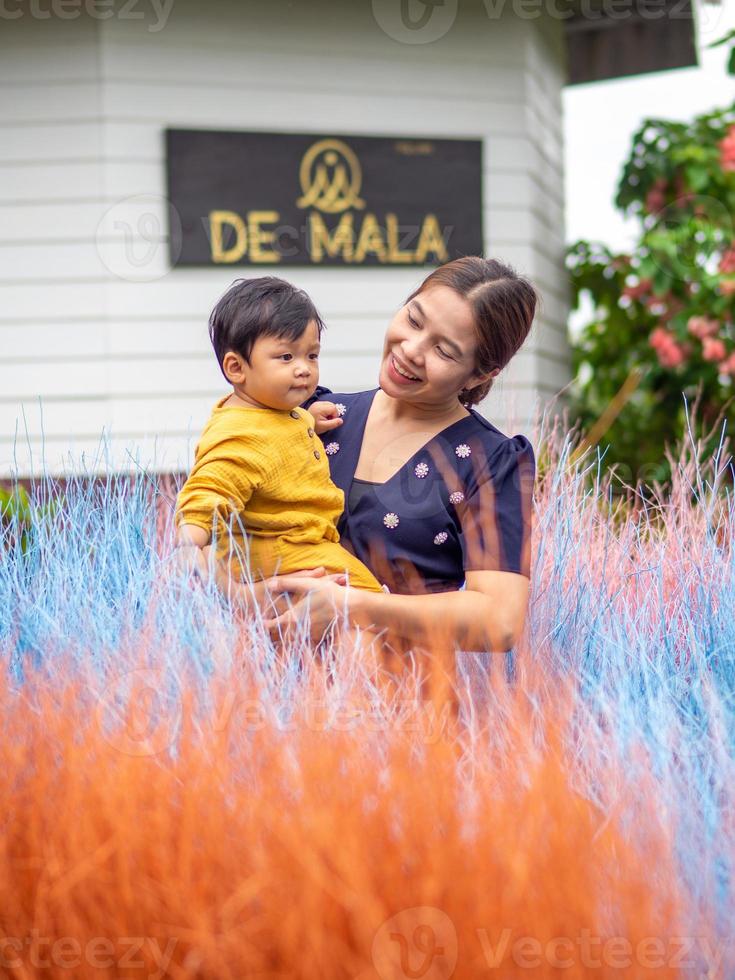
240, 320, 321, 412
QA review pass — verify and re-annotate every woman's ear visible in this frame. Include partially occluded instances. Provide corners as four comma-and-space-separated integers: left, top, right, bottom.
222, 351, 248, 385
464, 366, 500, 391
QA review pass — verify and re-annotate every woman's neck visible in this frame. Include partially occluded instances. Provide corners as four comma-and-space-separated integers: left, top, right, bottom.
375, 388, 469, 426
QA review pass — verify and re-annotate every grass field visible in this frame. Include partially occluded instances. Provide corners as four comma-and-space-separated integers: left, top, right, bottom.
0, 407, 733, 978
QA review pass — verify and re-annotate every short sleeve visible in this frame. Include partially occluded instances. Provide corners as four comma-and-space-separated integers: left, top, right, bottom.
175, 437, 266, 535
457, 435, 535, 577
301, 385, 333, 411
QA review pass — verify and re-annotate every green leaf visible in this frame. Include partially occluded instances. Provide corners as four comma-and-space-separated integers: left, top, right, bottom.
708, 28, 735, 51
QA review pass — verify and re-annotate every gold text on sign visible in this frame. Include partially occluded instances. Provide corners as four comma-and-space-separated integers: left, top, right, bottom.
208, 210, 449, 265
309, 212, 449, 264
209, 210, 280, 263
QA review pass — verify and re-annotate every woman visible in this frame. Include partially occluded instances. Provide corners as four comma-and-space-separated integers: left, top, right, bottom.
264, 256, 538, 673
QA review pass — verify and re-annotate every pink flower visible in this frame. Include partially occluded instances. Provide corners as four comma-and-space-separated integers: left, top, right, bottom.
687, 316, 720, 339
645, 295, 669, 315
702, 337, 727, 362
719, 248, 735, 275
720, 352, 735, 375
662, 346, 685, 368
621, 277, 653, 302
719, 279, 735, 297
645, 190, 666, 214
650, 328, 687, 368
656, 342, 685, 368
665, 295, 684, 318
673, 171, 695, 206
719, 125, 735, 173
645, 177, 668, 215
610, 256, 631, 272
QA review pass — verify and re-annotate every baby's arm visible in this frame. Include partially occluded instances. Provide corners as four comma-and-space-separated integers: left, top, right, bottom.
172, 441, 343, 611
176, 523, 209, 548
308, 400, 343, 435
173, 440, 254, 589
174, 522, 211, 578
174, 510, 274, 611
173, 519, 346, 613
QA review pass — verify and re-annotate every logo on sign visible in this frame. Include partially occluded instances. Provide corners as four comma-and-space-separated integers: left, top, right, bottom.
296, 138, 366, 214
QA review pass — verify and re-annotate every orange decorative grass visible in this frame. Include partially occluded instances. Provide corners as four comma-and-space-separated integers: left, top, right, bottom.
0, 653, 703, 980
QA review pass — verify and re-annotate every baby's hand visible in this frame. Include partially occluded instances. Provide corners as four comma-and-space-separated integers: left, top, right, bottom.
309, 400, 344, 435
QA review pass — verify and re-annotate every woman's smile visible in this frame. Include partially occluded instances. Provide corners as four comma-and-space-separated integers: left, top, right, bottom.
388, 353, 422, 384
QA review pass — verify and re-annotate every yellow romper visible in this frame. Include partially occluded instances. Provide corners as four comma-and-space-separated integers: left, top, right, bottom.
175, 397, 383, 592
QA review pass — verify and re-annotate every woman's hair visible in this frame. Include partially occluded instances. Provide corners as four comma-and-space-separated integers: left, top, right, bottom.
209, 277, 325, 378
406, 256, 539, 406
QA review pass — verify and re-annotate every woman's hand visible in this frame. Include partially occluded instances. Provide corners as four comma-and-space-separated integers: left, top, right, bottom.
216, 566, 347, 622
308, 400, 344, 435
263, 575, 352, 640
259, 568, 347, 621
169, 551, 347, 618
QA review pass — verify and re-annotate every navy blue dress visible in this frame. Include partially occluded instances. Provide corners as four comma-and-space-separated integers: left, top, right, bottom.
304, 387, 535, 596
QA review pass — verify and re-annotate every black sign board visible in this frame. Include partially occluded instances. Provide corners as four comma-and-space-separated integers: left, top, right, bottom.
165, 129, 483, 268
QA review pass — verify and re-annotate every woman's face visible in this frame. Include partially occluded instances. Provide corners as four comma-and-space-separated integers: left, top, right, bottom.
379, 285, 488, 406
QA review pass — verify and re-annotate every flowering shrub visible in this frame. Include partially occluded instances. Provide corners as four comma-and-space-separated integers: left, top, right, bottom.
567, 96, 735, 490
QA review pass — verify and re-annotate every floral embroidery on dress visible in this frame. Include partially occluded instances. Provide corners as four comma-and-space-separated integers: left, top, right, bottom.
449, 491, 465, 505
414, 461, 429, 479
455, 443, 471, 459
434, 531, 448, 545
325, 442, 340, 455
383, 512, 400, 530
335, 403, 347, 417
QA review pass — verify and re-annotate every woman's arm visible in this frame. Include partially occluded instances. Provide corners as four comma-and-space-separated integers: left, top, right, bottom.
353, 570, 528, 652
263, 570, 529, 653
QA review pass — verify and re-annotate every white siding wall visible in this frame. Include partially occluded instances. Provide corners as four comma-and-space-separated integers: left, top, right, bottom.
0, 0, 570, 477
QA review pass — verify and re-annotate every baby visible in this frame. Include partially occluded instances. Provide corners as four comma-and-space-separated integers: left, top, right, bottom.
175, 276, 384, 596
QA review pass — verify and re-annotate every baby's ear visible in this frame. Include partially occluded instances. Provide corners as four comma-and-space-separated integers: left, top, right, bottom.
222, 351, 247, 384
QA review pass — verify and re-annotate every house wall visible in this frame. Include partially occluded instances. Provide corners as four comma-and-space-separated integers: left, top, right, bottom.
0, 0, 571, 476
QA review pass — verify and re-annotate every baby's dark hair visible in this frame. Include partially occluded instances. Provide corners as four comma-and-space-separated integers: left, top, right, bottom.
209, 277, 325, 378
